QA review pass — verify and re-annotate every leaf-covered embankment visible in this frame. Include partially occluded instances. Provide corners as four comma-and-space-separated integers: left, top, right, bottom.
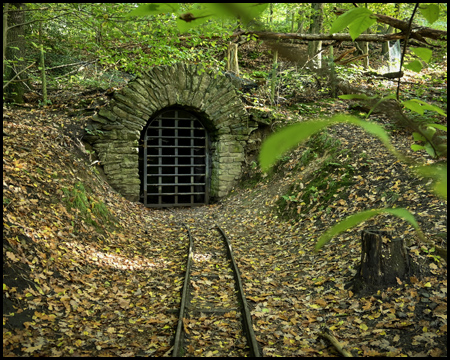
3, 109, 188, 356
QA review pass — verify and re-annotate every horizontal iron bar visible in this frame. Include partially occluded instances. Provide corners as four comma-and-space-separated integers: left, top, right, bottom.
146, 165, 206, 168
145, 154, 205, 157
147, 192, 206, 196
148, 126, 205, 129
146, 146, 206, 149
147, 173, 206, 179
148, 203, 206, 208
146, 136, 206, 139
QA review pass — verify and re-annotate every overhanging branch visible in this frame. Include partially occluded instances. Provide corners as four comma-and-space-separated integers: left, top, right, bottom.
233, 31, 404, 43
334, 7, 447, 42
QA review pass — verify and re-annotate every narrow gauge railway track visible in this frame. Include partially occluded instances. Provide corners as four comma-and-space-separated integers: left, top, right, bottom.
173, 224, 260, 357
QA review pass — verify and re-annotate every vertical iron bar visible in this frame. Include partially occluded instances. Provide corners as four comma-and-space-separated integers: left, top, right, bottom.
174, 115, 179, 205
143, 127, 148, 206
190, 119, 195, 205
204, 126, 209, 204
158, 119, 163, 206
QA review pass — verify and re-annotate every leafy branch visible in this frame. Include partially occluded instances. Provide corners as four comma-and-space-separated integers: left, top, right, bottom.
259, 4, 447, 251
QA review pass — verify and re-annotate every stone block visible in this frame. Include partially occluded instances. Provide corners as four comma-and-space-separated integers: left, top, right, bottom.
122, 86, 147, 105
98, 108, 118, 122
92, 114, 109, 124
165, 84, 177, 105
102, 123, 125, 131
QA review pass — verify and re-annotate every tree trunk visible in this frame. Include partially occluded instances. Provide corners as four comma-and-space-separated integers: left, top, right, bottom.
39, 20, 47, 104
3, 3, 9, 77
329, 45, 337, 98
268, 3, 273, 29
347, 229, 414, 294
226, 43, 239, 76
307, 3, 323, 69
381, 26, 393, 56
270, 50, 278, 104
5, 3, 27, 103
361, 4, 369, 69
296, 9, 305, 33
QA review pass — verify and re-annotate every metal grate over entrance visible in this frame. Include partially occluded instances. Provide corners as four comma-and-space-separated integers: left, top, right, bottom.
142, 109, 210, 207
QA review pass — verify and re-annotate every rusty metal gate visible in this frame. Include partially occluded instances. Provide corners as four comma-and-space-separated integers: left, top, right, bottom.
142, 109, 210, 207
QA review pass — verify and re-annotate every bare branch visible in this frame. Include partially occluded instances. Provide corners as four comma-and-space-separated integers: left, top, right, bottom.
3, 62, 36, 90
234, 31, 404, 43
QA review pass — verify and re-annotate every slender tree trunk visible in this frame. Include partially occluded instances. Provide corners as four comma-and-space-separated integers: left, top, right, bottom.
296, 9, 304, 33
308, 3, 323, 69
268, 3, 273, 29
329, 45, 337, 97
290, 12, 295, 33
381, 25, 393, 56
3, 3, 9, 77
226, 42, 239, 76
361, 38, 369, 69
361, 4, 369, 69
39, 20, 47, 104
270, 50, 278, 105
5, 3, 27, 103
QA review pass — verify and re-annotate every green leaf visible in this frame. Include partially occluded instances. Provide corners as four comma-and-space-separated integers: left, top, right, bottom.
412, 132, 426, 142
404, 60, 423, 73
330, 8, 372, 34
315, 208, 421, 251
424, 142, 436, 158
259, 121, 330, 172
425, 124, 447, 132
419, 4, 440, 24
259, 114, 400, 172
403, 99, 447, 116
403, 100, 424, 115
411, 47, 433, 63
127, 3, 179, 17
411, 144, 425, 151
423, 126, 437, 139
349, 14, 377, 41
330, 8, 376, 40
415, 164, 447, 199
209, 3, 268, 25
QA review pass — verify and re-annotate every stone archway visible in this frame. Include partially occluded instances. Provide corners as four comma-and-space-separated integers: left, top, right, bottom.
84, 63, 252, 204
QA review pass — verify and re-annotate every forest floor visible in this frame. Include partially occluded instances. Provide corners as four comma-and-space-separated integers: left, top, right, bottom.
3, 44, 447, 356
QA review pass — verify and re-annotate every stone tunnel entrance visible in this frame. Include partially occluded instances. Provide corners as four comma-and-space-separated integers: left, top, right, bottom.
84, 63, 268, 207
140, 108, 210, 207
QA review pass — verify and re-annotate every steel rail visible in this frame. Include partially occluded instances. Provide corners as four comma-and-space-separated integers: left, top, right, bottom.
172, 224, 260, 357
216, 225, 261, 357
172, 223, 194, 357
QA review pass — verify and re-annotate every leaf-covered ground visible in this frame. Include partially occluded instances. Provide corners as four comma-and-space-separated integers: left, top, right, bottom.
3, 96, 446, 356
3, 42, 447, 356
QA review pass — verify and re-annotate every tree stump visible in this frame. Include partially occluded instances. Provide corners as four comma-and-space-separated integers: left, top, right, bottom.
348, 229, 412, 294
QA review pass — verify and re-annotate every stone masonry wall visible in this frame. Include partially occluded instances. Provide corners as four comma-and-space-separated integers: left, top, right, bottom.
84, 63, 259, 203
